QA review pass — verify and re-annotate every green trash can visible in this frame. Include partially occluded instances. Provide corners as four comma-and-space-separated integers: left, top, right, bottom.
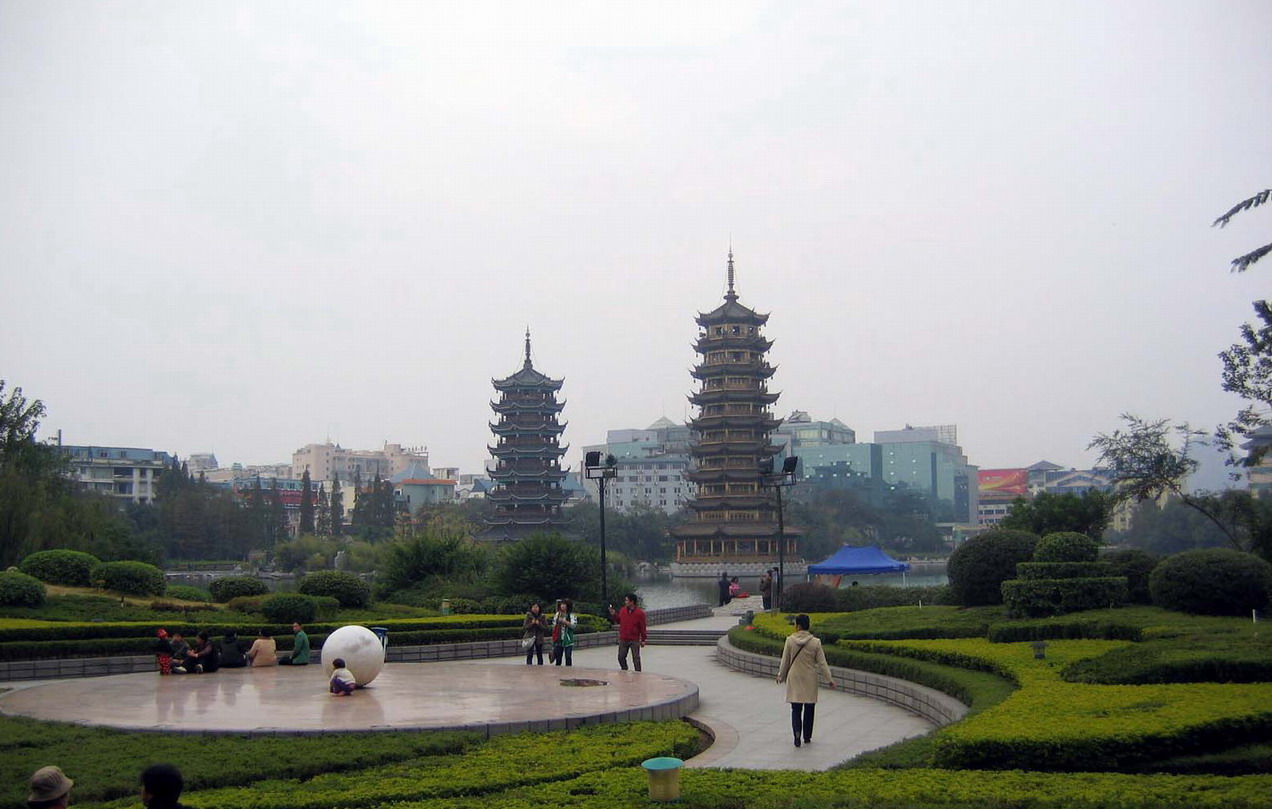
641, 757, 683, 802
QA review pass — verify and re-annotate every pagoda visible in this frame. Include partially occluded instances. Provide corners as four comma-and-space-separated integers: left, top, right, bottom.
478, 331, 571, 542
670, 252, 803, 576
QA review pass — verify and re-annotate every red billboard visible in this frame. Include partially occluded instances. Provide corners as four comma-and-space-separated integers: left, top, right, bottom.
978, 469, 1029, 496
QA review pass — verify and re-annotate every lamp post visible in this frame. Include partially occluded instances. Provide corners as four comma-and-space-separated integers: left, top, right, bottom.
584, 451, 618, 609
759, 455, 799, 611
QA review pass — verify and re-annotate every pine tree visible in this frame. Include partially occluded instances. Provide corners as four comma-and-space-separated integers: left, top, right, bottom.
315, 483, 331, 536
268, 479, 288, 544
299, 468, 315, 534
330, 474, 345, 535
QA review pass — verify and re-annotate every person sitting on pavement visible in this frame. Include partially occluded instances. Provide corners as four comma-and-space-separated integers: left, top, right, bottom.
247, 629, 278, 667
154, 629, 174, 676
140, 763, 189, 809
168, 632, 191, 672
219, 631, 247, 668
278, 621, 311, 665
26, 765, 73, 809
184, 631, 220, 673
329, 657, 357, 695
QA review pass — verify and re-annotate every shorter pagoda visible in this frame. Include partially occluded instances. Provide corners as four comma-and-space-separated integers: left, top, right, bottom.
478, 331, 571, 542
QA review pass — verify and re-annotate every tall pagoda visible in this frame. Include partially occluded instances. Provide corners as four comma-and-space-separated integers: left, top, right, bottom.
478, 331, 571, 542
670, 253, 802, 575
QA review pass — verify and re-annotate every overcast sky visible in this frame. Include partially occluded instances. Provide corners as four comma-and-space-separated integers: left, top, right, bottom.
2, 1, 1268, 486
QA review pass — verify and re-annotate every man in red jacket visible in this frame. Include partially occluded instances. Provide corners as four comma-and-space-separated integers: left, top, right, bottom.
609, 593, 648, 672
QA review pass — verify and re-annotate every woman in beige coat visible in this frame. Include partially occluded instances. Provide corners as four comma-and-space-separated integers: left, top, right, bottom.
246, 629, 278, 667
776, 613, 836, 747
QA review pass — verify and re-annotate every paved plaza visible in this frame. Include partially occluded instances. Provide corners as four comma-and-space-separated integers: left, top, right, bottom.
0, 601, 937, 771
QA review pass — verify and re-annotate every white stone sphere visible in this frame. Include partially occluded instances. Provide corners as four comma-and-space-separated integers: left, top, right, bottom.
322, 625, 386, 686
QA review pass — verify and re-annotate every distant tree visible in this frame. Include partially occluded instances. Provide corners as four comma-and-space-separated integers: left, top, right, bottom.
378, 527, 488, 594
329, 474, 344, 534
315, 483, 332, 537
268, 479, 288, 544
493, 532, 601, 604
299, 469, 315, 535
1000, 490, 1112, 539
248, 476, 268, 547
1213, 188, 1271, 273
1215, 300, 1272, 470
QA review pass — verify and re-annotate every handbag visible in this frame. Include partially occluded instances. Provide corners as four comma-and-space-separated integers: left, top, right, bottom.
521, 634, 535, 650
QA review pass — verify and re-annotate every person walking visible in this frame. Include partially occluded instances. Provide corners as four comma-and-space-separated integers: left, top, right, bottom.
717, 571, 731, 606
609, 593, 648, 672
279, 621, 310, 665
551, 599, 576, 667
759, 569, 774, 611
522, 602, 549, 665
776, 613, 836, 747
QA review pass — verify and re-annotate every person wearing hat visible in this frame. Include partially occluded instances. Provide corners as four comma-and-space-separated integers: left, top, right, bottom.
26, 765, 72, 809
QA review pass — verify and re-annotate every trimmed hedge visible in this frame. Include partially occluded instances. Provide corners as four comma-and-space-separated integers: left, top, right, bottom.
299, 570, 371, 609
1061, 639, 1272, 685
988, 617, 1144, 644
91, 561, 165, 596
1035, 532, 1100, 563
260, 593, 319, 623
1149, 549, 1272, 616
19, 549, 101, 586
209, 576, 269, 602
948, 529, 1039, 606
780, 582, 839, 612
1103, 549, 1159, 605
1002, 577, 1128, 618
162, 584, 212, 602
1016, 562, 1114, 580
0, 571, 45, 608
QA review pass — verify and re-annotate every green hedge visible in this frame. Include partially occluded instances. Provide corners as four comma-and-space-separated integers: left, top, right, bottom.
298, 571, 371, 609
0, 571, 45, 608
1062, 639, 1272, 685
161, 584, 212, 602
19, 549, 101, 586
1001, 577, 1129, 618
1016, 562, 1114, 580
988, 617, 1144, 643
91, 561, 165, 597
209, 576, 269, 602
1035, 532, 1100, 563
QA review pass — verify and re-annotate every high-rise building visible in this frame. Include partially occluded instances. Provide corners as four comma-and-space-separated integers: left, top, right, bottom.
580, 417, 694, 515
291, 442, 429, 483
60, 445, 175, 505
478, 331, 571, 542
670, 253, 802, 576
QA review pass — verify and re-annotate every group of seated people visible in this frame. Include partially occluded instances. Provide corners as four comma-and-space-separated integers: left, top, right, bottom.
155, 628, 290, 674
26, 762, 187, 809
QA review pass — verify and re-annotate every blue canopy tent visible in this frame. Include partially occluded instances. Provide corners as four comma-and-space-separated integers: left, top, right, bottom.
807, 545, 911, 586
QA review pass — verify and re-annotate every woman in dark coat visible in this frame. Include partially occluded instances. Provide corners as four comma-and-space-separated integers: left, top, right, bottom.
522, 602, 549, 665
219, 631, 247, 668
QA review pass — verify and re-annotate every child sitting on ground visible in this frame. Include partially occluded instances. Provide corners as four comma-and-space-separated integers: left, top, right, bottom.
329, 658, 357, 696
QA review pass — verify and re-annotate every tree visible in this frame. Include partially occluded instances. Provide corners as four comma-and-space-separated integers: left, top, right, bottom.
1213, 188, 1271, 273
299, 469, 315, 535
1215, 300, 1272, 469
493, 532, 601, 604
329, 474, 344, 535
378, 527, 488, 594
999, 490, 1113, 538
315, 483, 331, 537
268, 479, 288, 544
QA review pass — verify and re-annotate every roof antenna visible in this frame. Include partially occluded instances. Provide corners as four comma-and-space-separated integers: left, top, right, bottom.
726, 242, 736, 300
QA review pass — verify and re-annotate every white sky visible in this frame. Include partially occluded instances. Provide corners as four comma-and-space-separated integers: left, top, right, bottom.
2, 1, 1269, 484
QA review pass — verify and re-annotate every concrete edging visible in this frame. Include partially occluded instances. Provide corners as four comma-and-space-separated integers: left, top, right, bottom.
715, 634, 968, 726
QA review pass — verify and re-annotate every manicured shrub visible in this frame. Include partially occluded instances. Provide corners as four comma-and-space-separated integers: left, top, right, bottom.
1001, 577, 1128, 618
164, 584, 212, 602
227, 595, 266, 613
1034, 531, 1100, 563
298, 570, 370, 608
1103, 548, 1159, 604
92, 560, 165, 597
781, 582, 838, 612
19, 549, 101, 586
1149, 549, 1272, 616
1015, 561, 1113, 580
947, 529, 1039, 606
834, 585, 952, 611
311, 595, 340, 621
0, 570, 46, 607
260, 593, 318, 624
209, 575, 269, 602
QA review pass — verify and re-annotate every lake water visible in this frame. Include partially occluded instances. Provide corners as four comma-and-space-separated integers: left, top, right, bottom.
636, 567, 949, 610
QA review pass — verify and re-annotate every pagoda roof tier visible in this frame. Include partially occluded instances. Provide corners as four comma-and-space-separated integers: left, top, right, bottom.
485, 491, 568, 504
690, 361, 776, 381
489, 468, 569, 482
695, 295, 770, 328
688, 415, 782, 431
693, 335, 774, 353
684, 468, 772, 484
685, 497, 773, 511
489, 421, 567, 436
690, 441, 782, 457
670, 522, 804, 539
490, 399, 566, 415
488, 444, 569, 459
491, 355, 563, 391
689, 389, 781, 406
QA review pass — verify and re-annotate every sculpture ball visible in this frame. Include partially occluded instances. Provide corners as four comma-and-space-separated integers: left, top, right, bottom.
322, 625, 386, 686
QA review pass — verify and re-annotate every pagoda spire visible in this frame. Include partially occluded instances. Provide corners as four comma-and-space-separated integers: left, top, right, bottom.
726, 248, 736, 301
524, 327, 532, 369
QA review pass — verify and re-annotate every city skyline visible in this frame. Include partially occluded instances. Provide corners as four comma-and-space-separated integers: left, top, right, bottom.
2, 2, 1267, 489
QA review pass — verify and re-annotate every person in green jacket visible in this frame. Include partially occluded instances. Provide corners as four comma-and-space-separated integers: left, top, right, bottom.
279, 621, 311, 665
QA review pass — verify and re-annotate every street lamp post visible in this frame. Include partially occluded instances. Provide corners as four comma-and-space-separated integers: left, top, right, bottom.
584, 451, 618, 609
759, 455, 799, 611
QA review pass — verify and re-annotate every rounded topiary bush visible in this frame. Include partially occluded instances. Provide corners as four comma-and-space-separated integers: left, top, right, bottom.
782, 582, 839, 612
1034, 532, 1099, 563
260, 593, 318, 624
1102, 548, 1158, 604
20, 549, 101, 586
1149, 548, 1272, 616
298, 570, 370, 609
209, 575, 269, 603
947, 529, 1040, 606
164, 584, 212, 603
0, 570, 46, 607
92, 561, 166, 597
